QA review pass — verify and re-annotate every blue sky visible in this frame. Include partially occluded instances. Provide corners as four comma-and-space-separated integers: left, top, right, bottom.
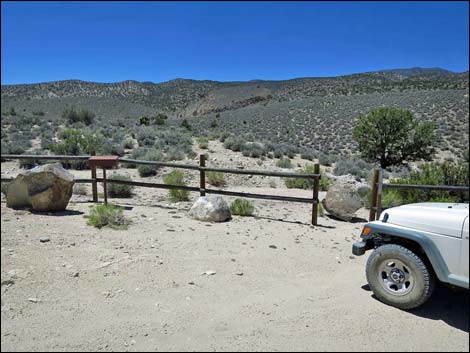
1, 1, 469, 84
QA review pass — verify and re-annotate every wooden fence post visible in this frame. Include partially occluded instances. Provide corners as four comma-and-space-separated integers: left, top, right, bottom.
90, 153, 98, 203
312, 163, 320, 225
376, 169, 383, 220
369, 169, 379, 221
102, 168, 108, 205
199, 154, 206, 197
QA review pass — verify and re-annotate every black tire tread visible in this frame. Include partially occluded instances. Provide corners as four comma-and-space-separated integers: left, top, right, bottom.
366, 244, 435, 310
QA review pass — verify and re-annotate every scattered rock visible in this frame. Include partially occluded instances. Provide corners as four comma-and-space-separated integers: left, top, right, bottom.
201, 270, 216, 276
6, 163, 74, 211
69, 271, 79, 278
39, 236, 50, 243
28, 297, 41, 303
188, 196, 231, 222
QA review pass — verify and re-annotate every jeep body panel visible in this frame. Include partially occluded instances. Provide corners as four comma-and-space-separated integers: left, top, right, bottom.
380, 203, 468, 239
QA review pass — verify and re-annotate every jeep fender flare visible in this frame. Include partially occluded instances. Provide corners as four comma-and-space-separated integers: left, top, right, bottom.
361, 222, 467, 287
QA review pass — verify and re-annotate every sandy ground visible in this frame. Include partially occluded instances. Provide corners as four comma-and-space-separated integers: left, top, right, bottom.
1, 141, 469, 352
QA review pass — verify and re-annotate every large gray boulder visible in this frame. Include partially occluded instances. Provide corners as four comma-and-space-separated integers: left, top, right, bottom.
188, 195, 231, 222
322, 182, 363, 221
6, 163, 74, 211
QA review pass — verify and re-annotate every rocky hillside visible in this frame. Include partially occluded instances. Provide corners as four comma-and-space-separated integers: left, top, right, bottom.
1, 67, 469, 157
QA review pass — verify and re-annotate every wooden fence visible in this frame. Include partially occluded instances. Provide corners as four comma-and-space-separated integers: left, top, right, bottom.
369, 169, 469, 221
1, 154, 322, 225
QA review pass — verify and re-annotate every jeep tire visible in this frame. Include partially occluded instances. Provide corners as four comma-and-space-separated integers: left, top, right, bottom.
366, 244, 435, 310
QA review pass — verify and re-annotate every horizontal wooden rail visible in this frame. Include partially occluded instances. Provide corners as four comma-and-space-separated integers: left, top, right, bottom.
1, 154, 90, 160
383, 183, 469, 192
204, 188, 316, 204
95, 177, 201, 192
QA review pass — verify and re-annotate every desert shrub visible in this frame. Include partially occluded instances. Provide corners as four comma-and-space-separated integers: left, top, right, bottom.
108, 174, 134, 198
137, 149, 165, 177
300, 148, 317, 161
180, 119, 192, 130
223, 136, 245, 152
276, 157, 292, 169
334, 159, 372, 179
381, 189, 404, 208
241, 142, 265, 158
49, 128, 104, 169
357, 186, 372, 209
154, 128, 194, 156
19, 149, 48, 169
207, 171, 225, 186
390, 161, 469, 203
197, 137, 209, 149
230, 198, 255, 216
218, 132, 230, 142
166, 147, 185, 161
318, 152, 333, 166
100, 140, 125, 157
87, 204, 129, 230
62, 106, 95, 125
123, 138, 135, 149
163, 171, 189, 202
284, 164, 330, 191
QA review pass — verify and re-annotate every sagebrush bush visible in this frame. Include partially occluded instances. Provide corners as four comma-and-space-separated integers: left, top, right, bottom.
276, 157, 292, 169
138, 149, 165, 177
390, 160, 469, 203
163, 171, 189, 202
207, 171, 225, 186
381, 189, 404, 209
334, 158, 372, 179
62, 106, 95, 125
230, 198, 255, 216
284, 164, 330, 191
197, 137, 209, 149
108, 174, 134, 198
87, 204, 129, 230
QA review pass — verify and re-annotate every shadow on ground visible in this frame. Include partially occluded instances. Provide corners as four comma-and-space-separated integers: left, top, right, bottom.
362, 284, 469, 332
31, 209, 84, 216
325, 214, 368, 223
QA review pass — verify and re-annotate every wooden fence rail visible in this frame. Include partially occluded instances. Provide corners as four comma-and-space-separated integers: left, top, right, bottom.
369, 168, 469, 221
1, 154, 322, 225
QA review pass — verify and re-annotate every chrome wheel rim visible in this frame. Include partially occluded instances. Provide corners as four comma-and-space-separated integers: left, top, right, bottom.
378, 259, 414, 296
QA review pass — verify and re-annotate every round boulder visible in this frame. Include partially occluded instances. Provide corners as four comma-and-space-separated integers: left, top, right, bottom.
188, 195, 231, 222
321, 182, 363, 221
6, 163, 75, 212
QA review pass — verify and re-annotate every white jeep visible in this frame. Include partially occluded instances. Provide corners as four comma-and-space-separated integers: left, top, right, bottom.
353, 203, 469, 309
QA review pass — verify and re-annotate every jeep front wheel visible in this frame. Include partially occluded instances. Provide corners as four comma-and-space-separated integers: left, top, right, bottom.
366, 244, 435, 310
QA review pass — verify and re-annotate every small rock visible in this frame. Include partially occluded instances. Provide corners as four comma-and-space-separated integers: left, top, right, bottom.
188, 281, 195, 285
28, 297, 41, 303
69, 271, 79, 278
201, 270, 216, 276
235, 271, 244, 276
39, 237, 50, 243
269, 245, 277, 249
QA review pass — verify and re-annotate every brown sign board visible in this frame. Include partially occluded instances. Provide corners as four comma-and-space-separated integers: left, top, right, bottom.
88, 156, 120, 168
